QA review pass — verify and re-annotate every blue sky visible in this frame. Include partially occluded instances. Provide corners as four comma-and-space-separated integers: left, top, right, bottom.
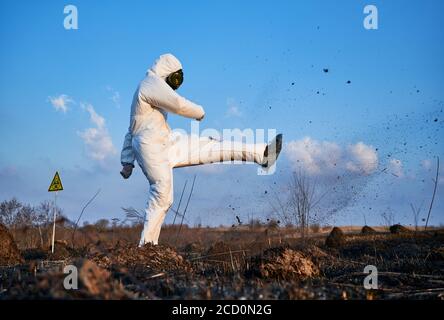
0, 0, 443, 228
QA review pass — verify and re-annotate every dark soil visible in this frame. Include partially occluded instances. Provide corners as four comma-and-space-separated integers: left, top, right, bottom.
1, 225, 444, 300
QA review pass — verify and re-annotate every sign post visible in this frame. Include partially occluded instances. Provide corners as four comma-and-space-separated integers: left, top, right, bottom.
48, 171, 64, 254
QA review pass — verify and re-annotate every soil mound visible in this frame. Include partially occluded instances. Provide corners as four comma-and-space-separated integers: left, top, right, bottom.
204, 241, 239, 262
91, 243, 192, 276
249, 247, 319, 280
0, 223, 23, 266
361, 226, 377, 234
73, 259, 133, 299
390, 224, 411, 234
325, 227, 345, 248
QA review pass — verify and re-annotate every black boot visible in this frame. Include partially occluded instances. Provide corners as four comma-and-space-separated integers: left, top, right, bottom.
262, 134, 283, 168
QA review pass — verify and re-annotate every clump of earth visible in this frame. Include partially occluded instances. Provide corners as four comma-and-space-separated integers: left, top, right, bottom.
0, 223, 23, 266
390, 224, 411, 234
361, 226, 377, 234
248, 247, 319, 280
325, 227, 345, 248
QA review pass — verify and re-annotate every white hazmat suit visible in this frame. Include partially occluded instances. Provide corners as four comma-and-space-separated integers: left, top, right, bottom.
121, 54, 280, 246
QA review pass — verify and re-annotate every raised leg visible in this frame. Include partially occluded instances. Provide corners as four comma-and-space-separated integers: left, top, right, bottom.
169, 134, 267, 168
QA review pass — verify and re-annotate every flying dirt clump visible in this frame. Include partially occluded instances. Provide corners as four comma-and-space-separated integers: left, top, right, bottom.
0, 223, 23, 266
248, 247, 319, 280
361, 226, 377, 234
390, 224, 411, 234
325, 227, 346, 248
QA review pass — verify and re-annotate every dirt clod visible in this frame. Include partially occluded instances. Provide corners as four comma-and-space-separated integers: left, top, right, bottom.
0, 223, 23, 266
325, 227, 345, 248
75, 259, 133, 299
361, 226, 377, 234
390, 224, 411, 234
249, 247, 319, 280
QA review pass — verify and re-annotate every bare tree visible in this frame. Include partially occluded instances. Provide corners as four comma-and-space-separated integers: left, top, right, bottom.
0, 198, 61, 248
270, 171, 327, 239
0, 198, 22, 228
410, 202, 423, 232
289, 171, 328, 238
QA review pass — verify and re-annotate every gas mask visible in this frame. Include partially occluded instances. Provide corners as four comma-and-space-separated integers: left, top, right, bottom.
166, 69, 183, 90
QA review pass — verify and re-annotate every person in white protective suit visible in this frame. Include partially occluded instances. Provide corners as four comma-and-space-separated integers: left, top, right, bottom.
120, 53, 282, 246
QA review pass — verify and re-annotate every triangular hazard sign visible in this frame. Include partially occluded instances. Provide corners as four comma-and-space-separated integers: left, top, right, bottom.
48, 171, 63, 192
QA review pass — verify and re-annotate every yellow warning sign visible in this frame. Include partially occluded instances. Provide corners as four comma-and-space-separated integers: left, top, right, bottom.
48, 171, 63, 192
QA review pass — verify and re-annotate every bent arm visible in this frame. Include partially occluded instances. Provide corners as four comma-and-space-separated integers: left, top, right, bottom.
142, 77, 205, 120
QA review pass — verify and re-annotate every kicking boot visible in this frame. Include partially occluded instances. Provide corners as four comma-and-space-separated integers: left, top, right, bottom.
262, 134, 283, 168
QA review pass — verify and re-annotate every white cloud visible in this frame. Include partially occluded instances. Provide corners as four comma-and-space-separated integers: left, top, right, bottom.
285, 137, 342, 175
106, 86, 121, 108
78, 103, 117, 163
388, 158, 404, 177
345, 142, 378, 175
48, 94, 73, 113
285, 137, 378, 176
225, 98, 242, 117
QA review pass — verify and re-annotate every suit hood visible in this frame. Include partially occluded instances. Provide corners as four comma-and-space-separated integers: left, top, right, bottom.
148, 53, 183, 80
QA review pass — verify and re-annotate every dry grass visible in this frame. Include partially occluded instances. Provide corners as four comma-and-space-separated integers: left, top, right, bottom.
1, 223, 443, 300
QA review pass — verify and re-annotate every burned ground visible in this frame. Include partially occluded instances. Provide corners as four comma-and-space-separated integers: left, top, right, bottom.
0, 225, 443, 300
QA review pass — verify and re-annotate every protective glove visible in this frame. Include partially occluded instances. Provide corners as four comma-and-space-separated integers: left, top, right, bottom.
120, 164, 134, 179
